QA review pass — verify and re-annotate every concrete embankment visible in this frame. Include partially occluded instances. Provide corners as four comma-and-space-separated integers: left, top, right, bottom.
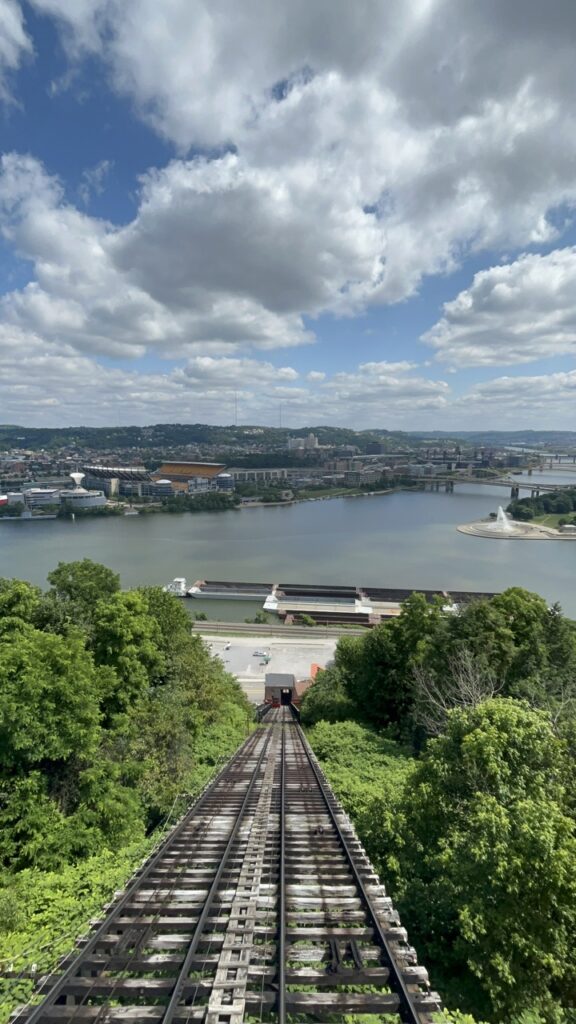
457, 521, 575, 540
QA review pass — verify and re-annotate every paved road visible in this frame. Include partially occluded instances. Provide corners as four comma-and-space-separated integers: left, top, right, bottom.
203, 634, 337, 702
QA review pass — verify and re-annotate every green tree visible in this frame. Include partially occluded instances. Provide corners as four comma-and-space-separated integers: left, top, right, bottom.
0, 579, 41, 622
91, 591, 165, 716
47, 559, 120, 624
0, 627, 100, 772
136, 586, 191, 658
333, 594, 449, 731
300, 667, 356, 725
393, 700, 576, 1022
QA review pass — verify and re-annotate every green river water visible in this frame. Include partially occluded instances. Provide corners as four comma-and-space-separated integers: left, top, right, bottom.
1, 478, 575, 616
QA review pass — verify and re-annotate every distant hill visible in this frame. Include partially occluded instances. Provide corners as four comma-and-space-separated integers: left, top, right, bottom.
0, 423, 409, 452
409, 430, 576, 446
2, 422, 574, 452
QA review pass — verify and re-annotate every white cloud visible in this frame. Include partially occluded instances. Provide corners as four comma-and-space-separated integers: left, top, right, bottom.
424, 248, 576, 366
326, 362, 449, 410
462, 370, 576, 410
5, 0, 576, 423
0, 327, 450, 427
183, 356, 299, 387
0, 0, 31, 100
78, 158, 113, 205
18, 0, 576, 318
3, 326, 576, 429
0, 153, 318, 356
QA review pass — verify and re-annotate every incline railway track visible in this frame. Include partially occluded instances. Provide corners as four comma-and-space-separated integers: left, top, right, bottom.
15, 708, 441, 1024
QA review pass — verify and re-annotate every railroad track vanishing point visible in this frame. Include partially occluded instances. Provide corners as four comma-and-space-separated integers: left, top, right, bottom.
14, 707, 442, 1024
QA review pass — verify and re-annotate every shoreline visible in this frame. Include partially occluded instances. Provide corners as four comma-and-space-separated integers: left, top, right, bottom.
0, 487, 403, 523
237, 486, 400, 509
457, 519, 576, 541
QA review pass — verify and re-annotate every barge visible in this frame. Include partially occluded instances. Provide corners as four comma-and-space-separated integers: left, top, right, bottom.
188, 580, 274, 600
164, 575, 497, 625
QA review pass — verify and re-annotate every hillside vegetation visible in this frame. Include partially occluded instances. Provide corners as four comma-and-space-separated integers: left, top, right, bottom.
0, 561, 252, 1020
302, 589, 576, 1024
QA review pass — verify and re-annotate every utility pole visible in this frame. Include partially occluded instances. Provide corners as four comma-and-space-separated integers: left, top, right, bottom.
234, 391, 238, 426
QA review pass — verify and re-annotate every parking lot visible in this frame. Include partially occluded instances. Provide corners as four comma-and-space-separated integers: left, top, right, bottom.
204, 634, 337, 702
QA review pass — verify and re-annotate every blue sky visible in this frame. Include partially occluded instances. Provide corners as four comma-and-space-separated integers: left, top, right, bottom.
1, 0, 576, 429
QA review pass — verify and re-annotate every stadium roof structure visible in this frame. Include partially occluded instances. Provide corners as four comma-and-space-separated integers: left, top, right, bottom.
152, 461, 225, 481
83, 465, 151, 481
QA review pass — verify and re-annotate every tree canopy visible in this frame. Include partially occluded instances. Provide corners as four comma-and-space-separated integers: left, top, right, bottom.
302, 587, 576, 741
302, 586, 576, 1024
0, 562, 252, 872
394, 700, 576, 1022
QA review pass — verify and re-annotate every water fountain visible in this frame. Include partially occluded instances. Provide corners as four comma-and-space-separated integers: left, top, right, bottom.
485, 505, 514, 534
457, 503, 549, 540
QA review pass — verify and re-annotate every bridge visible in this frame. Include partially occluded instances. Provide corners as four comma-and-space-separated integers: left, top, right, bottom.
421, 476, 575, 498
17, 707, 441, 1024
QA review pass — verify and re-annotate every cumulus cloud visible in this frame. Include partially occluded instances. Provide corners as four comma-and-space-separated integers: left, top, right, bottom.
462, 370, 576, 410
0, 327, 450, 427
424, 248, 576, 366
0, 0, 31, 100
5, 0, 576, 418
27, 0, 576, 147
327, 362, 449, 410
0, 153, 317, 356
17, 0, 576, 315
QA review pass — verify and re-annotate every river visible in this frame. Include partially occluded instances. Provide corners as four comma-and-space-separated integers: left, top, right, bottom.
1, 476, 575, 615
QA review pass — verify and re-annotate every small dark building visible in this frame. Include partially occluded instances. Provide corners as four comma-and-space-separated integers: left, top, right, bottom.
265, 673, 296, 706
264, 673, 313, 707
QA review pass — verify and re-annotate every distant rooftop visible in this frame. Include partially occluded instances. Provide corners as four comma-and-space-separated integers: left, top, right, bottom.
84, 465, 150, 481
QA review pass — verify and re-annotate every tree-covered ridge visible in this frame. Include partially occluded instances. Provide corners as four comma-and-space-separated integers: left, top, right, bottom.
0, 422, 406, 452
302, 589, 576, 1024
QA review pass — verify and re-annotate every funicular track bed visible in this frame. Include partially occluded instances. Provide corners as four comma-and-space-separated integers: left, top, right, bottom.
14, 708, 441, 1024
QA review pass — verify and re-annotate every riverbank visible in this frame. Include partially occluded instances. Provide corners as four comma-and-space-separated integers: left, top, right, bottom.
237, 486, 399, 508
457, 518, 575, 540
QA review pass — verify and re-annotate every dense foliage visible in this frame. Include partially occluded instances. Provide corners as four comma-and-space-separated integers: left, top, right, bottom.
303, 589, 576, 740
160, 492, 240, 513
0, 560, 253, 1019
508, 488, 576, 521
0, 559, 251, 871
302, 588, 576, 1024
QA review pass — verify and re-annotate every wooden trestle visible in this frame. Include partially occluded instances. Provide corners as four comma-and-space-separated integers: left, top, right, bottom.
14, 708, 442, 1024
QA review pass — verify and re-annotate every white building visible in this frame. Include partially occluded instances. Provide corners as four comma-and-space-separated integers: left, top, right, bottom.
287, 433, 319, 451
60, 489, 106, 509
23, 487, 61, 508
59, 472, 106, 509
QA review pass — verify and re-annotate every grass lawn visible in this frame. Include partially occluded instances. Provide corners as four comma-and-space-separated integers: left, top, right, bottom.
531, 512, 576, 528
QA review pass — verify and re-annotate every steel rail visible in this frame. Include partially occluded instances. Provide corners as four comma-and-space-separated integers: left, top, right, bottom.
158, 729, 272, 1024
23, 727, 264, 1024
277, 720, 287, 1024
294, 720, 427, 1024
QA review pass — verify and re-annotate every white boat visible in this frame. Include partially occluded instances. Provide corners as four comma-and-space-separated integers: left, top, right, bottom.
188, 581, 274, 600
163, 577, 188, 597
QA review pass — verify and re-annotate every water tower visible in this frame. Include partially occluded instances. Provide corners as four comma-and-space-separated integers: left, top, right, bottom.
70, 472, 86, 491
